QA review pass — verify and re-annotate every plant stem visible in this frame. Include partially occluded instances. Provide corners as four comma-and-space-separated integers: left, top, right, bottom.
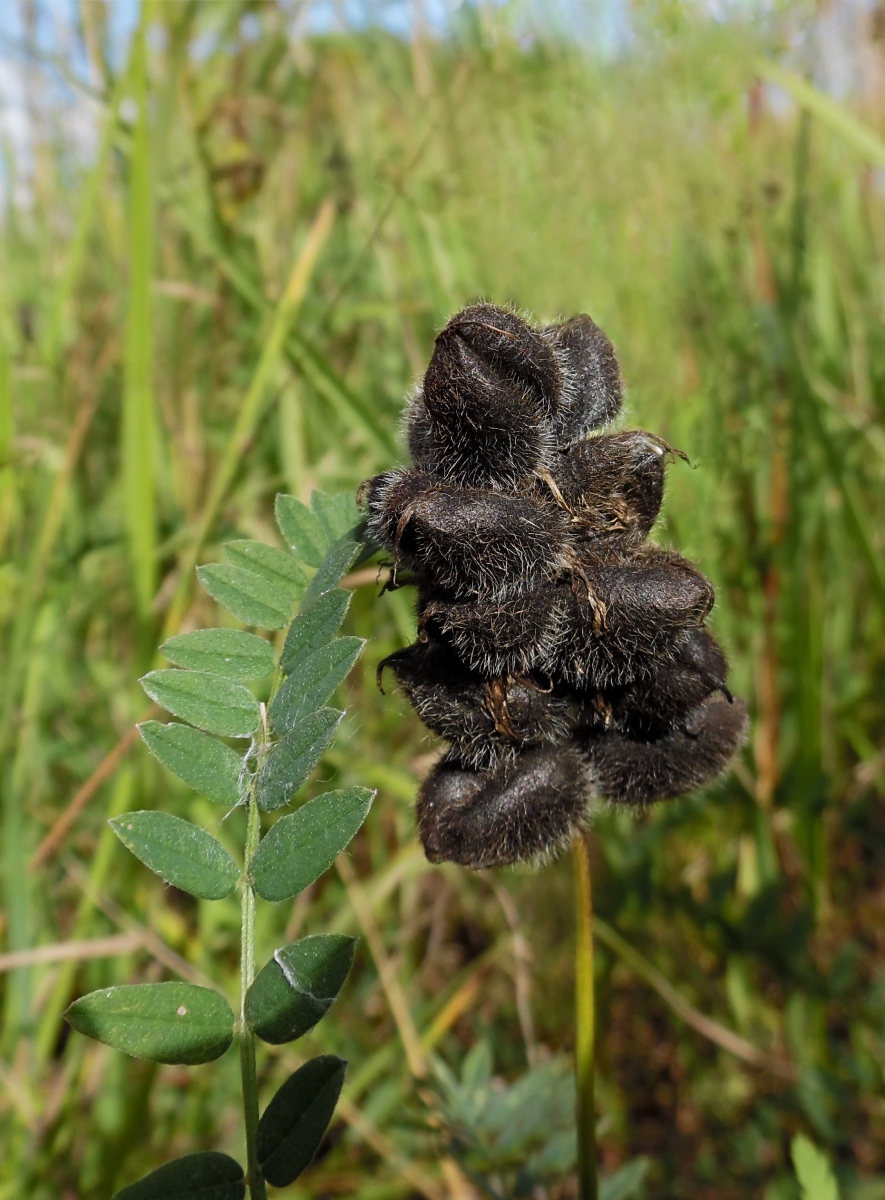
573, 834, 598, 1200
240, 790, 267, 1200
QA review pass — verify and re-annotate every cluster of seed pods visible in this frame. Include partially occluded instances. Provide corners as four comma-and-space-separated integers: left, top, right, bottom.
361, 304, 747, 869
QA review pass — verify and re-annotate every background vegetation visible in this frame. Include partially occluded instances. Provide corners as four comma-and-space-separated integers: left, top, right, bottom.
2, 1, 885, 1196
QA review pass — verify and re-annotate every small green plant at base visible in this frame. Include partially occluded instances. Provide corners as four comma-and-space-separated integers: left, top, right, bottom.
65, 491, 373, 1200
431, 1041, 649, 1200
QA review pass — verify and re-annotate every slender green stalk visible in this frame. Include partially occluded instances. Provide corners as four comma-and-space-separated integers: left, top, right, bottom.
239, 760, 267, 1200
573, 834, 598, 1200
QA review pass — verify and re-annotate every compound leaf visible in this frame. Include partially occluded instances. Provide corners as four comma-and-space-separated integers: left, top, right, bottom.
160, 629, 276, 682
269, 639, 363, 735
275, 494, 327, 567
197, 564, 292, 630
251, 787, 374, 902
224, 540, 306, 602
281, 589, 351, 676
140, 670, 260, 739
257, 1056, 346, 1187
138, 722, 243, 807
246, 935, 356, 1044
66, 983, 234, 1064
256, 709, 343, 812
110, 811, 239, 900
112, 1153, 245, 1200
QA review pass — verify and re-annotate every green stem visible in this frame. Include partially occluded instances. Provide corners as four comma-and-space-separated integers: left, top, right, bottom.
573, 834, 598, 1200
240, 787, 267, 1200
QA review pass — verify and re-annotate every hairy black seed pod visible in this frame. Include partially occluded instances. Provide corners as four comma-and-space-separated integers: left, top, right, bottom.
417, 744, 592, 869
606, 627, 731, 732
543, 313, 623, 444
419, 304, 563, 489
378, 640, 578, 770
580, 694, 749, 806
544, 431, 669, 547
559, 549, 715, 688
434, 303, 564, 415
365, 472, 573, 600
418, 583, 566, 678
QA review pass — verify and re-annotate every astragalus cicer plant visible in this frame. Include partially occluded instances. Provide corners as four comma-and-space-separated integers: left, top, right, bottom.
66, 491, 372, 1200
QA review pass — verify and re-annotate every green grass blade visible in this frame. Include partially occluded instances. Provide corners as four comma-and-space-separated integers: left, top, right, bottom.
288, 333, 398, 459
0, 332, 11, 466
121, 18, 157, 620
0, 331, 12, 558
43, 61, 131, 365
1, 605, 56, 1048
162, 199, 335, 637
35, 766, 137, 1064
757, 62, 885, 168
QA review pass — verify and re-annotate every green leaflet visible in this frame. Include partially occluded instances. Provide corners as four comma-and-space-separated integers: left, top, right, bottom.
65, 983, 235, 1065
246, 935, 356, 1043
257, 1056, 346, 1187
110, 811, 240, 900
281, 589, 351, 675
112, 1153, 245, 1200
197, 563, 293, 630
140, 670, 260, 738
275, 494, 328, 567
275, 491, 362, 581
223, 539, 306, 601
303, 536, 361, 604
310, 490, 360, 545
138, 722, 243, 806
256, 709, 343, 812
160, 629, 276, 681
251, 787, 374, 902
269, 638, 364, 734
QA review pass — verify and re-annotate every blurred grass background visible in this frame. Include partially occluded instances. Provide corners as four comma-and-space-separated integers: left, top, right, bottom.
2, 1, 885, 1196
